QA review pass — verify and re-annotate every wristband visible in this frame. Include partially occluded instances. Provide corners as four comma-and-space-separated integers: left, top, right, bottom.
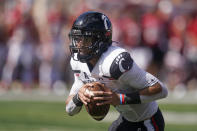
120, 94, 125, 104
120, 94, 122, 104
120, 92, 141, 105
73, 93, 83, 106
125, 92, 141, 104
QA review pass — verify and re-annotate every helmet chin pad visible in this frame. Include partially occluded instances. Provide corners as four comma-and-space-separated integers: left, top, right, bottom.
77, 53, 93, 63
76, 41, 110, 63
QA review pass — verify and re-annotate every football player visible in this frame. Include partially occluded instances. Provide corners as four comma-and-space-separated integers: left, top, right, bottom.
65, 11, 168, 131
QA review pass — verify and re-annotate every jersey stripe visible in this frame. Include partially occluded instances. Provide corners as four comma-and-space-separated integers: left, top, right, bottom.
151, 117, 159, 131
122, 94, 125, 104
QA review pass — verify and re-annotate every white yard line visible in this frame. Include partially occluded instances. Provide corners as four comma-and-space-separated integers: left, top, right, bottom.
103, 111, 197, 125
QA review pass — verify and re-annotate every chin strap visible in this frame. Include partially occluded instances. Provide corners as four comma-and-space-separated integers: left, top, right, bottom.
77, 41, 111, 63
77, 53, 93, 63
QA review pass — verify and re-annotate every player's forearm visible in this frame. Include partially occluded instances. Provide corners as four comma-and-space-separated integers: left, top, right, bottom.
119, 82, 168, 104
65, 94, 83, 116
139, 82, 162, 96
139, 81, 168, 103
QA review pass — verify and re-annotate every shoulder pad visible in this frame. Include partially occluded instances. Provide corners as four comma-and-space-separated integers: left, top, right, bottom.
100, 45, 126, 77
110, 52, 133, 79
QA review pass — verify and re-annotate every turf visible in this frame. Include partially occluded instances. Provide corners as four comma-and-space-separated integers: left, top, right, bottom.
0, 101, 110, 131
0, 101, 196, 131
159, 103, 197, 113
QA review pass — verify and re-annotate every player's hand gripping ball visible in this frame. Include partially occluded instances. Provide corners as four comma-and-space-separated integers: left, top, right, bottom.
83, 82, 110, 121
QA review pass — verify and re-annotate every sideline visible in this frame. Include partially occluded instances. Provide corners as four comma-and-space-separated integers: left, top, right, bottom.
103, 111, 197, 125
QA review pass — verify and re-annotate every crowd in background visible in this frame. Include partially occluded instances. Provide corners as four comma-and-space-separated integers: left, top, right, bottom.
0, 0, 197, 96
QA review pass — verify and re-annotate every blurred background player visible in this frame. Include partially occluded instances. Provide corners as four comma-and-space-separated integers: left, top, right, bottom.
0, 0, 196, 96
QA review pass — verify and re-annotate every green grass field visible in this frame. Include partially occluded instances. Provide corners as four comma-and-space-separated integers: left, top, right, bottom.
0, 100, 197, 131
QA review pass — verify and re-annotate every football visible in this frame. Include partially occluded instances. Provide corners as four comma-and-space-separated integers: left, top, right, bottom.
84, 82, 110, 121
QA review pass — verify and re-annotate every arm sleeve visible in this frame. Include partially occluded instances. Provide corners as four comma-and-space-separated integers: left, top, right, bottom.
69, 73, 84, 95
139, 81, 168, 103
119, 62, 168, 103
66, 74, 84, 115
66, 98, 82, 116
69, 58, 84, 95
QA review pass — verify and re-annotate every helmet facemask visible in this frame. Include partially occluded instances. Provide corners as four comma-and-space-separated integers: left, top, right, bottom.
69, 29, 103, 63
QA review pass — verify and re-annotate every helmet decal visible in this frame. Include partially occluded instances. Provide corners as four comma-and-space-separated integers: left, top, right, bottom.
102, 14, 110, 30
